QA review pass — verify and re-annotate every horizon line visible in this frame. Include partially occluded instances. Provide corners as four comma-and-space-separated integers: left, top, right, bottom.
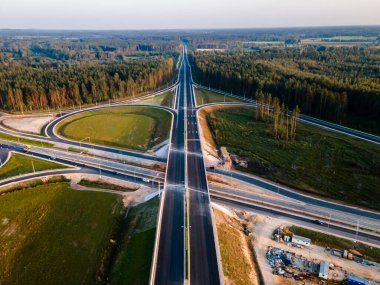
0, 24, 379, 32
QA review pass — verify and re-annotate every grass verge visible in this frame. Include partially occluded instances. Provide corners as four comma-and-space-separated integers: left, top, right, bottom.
138, 90, 175, 108
68, 147, 89, 154
195, 87, 244, 106
78, 179, 136, 192
57, 106, 172, 151
110, 197, 159, 285
0, 182, 125, 285
206, 107, 380, 210
288, 226, 380, 263
0, 152, 68, 180
0, 132, 53, 148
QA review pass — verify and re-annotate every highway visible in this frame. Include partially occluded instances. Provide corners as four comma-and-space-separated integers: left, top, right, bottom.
211, 195, 380, 246
210, 168, 380, 221
209, 184, 380, 231
0, 46, 379, 284
0, 103, 177, 164
0, 142, 163, 188
153, 46, 221, 284
185, 49, 221, 284
153, 51, 186, 284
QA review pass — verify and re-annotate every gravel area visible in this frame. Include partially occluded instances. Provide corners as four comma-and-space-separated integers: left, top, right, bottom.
2, 116, 54, 134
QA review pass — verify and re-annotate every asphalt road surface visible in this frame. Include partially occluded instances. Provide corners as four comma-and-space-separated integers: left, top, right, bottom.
154, 47, 221, 284
0, 142, 160, 188
0, 104, 177, 163
209, 184, 380, 231
153, 54, 186, 284
212, 196, 380, 246
211, 168, 380, 221
185, 51, 221, 284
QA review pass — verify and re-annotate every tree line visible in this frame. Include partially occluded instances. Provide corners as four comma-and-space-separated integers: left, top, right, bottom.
189, 46, 380, 134
255, 91, 300, 141
0, 58, 175, 112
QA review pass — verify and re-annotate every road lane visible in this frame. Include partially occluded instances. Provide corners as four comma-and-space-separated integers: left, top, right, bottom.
153, 51, 186, 284
185, 49, 221, 284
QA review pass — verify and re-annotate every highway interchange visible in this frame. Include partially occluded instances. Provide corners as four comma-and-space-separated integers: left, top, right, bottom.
0, 46, 379, 284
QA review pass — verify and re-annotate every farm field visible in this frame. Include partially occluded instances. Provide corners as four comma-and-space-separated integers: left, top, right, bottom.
110, 197, 159, 284
194, 87, 245, 106
205, 107, 380, 210
56, 106, 172, 151
0, 182, 125, 285
0, 152, 67, 180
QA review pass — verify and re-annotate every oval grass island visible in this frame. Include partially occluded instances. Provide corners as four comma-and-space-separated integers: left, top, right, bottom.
56, 106, 172, 151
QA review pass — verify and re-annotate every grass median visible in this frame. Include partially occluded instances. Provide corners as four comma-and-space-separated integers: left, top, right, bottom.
137, 90, 175, 107
0, 152, 67, 180
205, 107, 380, 210
56, 106, 172, 151
195, 87, 244, 106
78, 179, 136, 192
0, 132, 53, 148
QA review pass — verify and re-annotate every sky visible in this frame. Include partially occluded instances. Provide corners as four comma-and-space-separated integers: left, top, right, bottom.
0, 0, 379, 30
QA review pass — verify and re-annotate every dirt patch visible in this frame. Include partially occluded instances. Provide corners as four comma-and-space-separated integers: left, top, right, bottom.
2, 116, 54, 134
69, 173, 155, 207
213, 207, 259, 285
252, 215, 380, 284
198, 108, 219, 158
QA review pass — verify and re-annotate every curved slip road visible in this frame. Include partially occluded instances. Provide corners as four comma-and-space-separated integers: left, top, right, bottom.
210, 169, 380, 221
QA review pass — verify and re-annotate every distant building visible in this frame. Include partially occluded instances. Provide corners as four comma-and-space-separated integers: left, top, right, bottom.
318, 261, 329, 280
291, 235, 311, 247
345, 275, 368, 285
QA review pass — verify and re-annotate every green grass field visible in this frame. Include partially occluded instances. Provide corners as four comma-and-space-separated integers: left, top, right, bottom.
110, 197, 159, 285
0, 182, 125, 285
206, 107, 380, 210
138, 90, 175, 108
57, 106, 172, 151
288, 226, 380, 263
0, 132, 53, 148
0, 152, 67, 180
195, 87, 244, 106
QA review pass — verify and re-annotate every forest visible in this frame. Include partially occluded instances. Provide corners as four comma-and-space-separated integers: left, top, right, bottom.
189, 46, 380, 134
0, 31, 180, 112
